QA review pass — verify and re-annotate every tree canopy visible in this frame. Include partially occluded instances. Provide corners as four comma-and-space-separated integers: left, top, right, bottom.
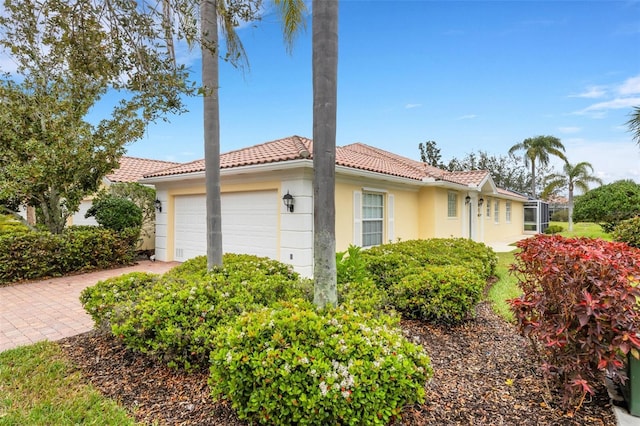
0, 0, 189, 233
508, 135, 567, 198
541, 161, 602, 231
572, 179, 640, 233
628, 106, 640, 148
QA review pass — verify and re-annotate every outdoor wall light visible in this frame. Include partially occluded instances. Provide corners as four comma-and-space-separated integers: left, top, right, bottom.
465, 195, 471, 205
478, 197, 484, 208
282, 191, 295, 213
154, 199, 162, 213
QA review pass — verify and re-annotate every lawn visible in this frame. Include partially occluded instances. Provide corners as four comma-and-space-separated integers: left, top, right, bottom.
0, 341, 136, 425
552, 220, 612, 240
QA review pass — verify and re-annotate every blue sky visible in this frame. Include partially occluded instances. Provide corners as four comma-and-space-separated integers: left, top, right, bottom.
7, 1, 640, 185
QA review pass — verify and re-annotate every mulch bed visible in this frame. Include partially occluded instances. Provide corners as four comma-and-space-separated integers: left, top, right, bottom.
59, 301, 616, 425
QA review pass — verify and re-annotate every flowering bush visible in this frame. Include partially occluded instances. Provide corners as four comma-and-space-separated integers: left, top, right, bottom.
209, 300, 432, 425
109, 254, 307, 370
509, 235, 640, 408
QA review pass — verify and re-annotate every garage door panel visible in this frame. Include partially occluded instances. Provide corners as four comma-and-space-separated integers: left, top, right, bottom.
174, 191, 278, 262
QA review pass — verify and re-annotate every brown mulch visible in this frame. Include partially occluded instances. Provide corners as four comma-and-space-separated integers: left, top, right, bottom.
59, 302, 616, 426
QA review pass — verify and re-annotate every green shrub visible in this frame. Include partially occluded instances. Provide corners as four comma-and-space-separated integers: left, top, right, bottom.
80, 272, 159, 327
612, 216, 640, 248
544, 224, 564, 234
209, 301, 433, 425
109, 254, 306, 370
361, 238, 497, 290
336, 245, 368, 285
85, 196, 142, 232
338, 277, 390, 314
0, 214, 30, 235
389, 265, 485, 323
0, 227, 138, 285
550, 209, 568, 222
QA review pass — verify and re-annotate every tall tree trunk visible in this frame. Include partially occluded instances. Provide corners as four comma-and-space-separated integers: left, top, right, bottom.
26, 205, 36, 226
568, 182, 574, 232
530, 159, 536, 199
312, 0, 338, 309
201, 0, 223, 269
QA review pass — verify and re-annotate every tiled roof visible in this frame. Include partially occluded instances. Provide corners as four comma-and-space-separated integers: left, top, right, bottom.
496, 188, 529, 199
142, 136, 489, 188
107, 156, 180, 183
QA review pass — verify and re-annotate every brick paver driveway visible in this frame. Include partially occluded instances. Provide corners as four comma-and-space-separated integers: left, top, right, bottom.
0, 260, 178, 352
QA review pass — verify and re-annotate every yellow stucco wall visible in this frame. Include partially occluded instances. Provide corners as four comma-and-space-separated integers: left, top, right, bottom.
482, 197, 525, 242
334, 180, 420, 251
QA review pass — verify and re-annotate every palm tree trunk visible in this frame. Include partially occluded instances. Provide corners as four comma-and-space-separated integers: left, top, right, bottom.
568, 182, 574, 232
201, 0, 223, 269
530, 159, 536, 199
312, 0, 338, 309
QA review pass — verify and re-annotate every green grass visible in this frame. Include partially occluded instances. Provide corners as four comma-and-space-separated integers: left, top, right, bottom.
0, 341, 137, 426
551, 221, 612, 240
487, 222, 613, 322
487, 251, 520, 322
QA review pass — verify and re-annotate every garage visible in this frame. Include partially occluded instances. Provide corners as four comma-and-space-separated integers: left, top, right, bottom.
173, 191, 279, 262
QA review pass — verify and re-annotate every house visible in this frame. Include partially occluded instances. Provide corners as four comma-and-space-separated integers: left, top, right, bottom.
70, 156, 180, 226
141, 136, 527, 277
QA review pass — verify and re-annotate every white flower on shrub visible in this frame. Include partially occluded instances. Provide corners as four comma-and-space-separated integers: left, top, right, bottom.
319, 381, 328, 396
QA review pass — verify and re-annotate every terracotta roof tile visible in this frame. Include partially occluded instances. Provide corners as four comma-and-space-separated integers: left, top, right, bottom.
447, 170, 490, 186
142, 136, 496, 191
107, 157, 180, 183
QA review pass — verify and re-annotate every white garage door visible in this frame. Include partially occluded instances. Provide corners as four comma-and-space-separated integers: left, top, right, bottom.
173, 191, 278, 262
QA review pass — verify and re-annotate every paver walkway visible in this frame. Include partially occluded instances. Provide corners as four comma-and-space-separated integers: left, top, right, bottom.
0, 260, 178, 352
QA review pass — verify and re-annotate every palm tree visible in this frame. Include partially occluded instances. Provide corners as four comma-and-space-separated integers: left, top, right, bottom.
628, 106, 640, 148
541, 161, 603, 231
200, 0, 306, 269
508, 135, 567, 199
312, 0, 338, 308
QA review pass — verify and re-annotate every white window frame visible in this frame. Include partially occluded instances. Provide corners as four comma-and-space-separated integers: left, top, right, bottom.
506, 201, 512, 223
494, 199, 500, 223
486, 198, 491, 219
362, 192, 385, 247
447, 192, 458, 218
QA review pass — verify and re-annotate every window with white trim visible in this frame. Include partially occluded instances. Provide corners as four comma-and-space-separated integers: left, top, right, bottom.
486, 198, 491, 219
506, 201, 512, 223
362, 193, 384, 247
447, 192, 458, 218
494, 200, 500, 223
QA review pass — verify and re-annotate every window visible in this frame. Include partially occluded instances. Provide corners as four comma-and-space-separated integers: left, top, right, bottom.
447, 192, 458, 218
486, 198, 491, 219
362, 193, 384, 247
506, 201, 512, 223
494, 200, 500, 223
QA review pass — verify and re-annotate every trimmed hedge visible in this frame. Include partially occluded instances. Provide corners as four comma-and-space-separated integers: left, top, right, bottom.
389, 265, 485, 323
360, 238, 497, 290
0, 226, 139, 285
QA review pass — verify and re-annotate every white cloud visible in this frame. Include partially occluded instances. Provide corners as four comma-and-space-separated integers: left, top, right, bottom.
405, 103, 422, 109
456, 114, 477, 120
618, 74, 640, 95
568, 85, 607, 99
554, 138, 640, 184
558, 126, 581, 134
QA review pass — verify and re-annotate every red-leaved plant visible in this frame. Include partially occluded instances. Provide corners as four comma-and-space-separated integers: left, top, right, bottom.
509, 235, 640, 410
